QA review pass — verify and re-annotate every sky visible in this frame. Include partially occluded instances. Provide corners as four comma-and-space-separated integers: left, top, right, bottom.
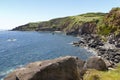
0, 0, 120, 30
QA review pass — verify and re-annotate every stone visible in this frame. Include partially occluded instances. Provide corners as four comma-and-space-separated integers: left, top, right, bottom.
88, 43, 97, 48
84, 57, 108, 71
72, 42, 80, 47
115, 43, 120, 48
103, 59, 113, 67
4, 56, 85, 80
114, 59, 119, 63
114, 55, 120, 59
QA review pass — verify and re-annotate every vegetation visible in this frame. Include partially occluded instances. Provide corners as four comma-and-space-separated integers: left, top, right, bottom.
12, 13, 105, 33
97, 7, 120, 36
83, 64, 120, 80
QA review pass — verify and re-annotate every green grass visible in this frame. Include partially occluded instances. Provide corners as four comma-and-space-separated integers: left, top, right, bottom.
83, 64, 120, 80
63, 13, 103, 32
74, 16, 101, 22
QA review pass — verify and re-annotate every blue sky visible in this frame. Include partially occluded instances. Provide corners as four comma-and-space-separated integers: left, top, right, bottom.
0, 0, 120, 30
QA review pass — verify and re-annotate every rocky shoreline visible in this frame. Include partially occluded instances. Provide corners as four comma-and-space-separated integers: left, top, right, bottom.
72, 34, 120, 67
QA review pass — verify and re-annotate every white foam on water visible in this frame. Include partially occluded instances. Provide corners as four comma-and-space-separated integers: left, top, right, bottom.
83, 46, 98, 56
68, 42, 73, 45
0, 65, 23, 80
0, 68, 15, 77
1, 78, 3, 80
7, 38, 17, 42
0, 68, 14, 80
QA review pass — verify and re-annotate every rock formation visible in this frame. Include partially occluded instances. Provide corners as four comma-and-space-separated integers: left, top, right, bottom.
84, 57, 108, 71
4, 56, 108, 80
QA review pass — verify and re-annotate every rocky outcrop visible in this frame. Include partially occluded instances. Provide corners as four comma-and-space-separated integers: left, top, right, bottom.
4, 56, 84, 80
84, 57, 108, 71
4, 56, 108, 80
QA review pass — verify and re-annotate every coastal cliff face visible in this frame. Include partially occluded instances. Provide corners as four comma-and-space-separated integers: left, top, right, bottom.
12, 13, 105, 36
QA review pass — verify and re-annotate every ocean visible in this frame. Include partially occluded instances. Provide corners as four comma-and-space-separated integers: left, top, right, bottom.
0, 31, 93, 80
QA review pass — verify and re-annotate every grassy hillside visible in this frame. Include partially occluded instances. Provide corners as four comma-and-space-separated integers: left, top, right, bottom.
97, 7, 120, 36
12, 13, 105, 34
83, 64, 120, 80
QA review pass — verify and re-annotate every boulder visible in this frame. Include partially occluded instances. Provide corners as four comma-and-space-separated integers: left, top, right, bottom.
84, 57, 108, 71
115, 43, 120, 48
102, 59, 113, 67
72, 42, 80, 47
4, 56, 85, 80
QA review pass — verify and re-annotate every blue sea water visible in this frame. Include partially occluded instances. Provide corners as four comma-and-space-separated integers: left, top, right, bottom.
0, 31, 93, 80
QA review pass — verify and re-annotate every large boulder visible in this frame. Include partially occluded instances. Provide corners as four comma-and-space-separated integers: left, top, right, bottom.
4, 56, 85, 80
84, 57, 108, 71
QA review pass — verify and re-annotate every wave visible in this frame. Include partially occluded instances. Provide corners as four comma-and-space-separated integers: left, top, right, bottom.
68, 42, 73, 45
0, 50, 6, 53
0, 65, 23, 80
83, 46, 97, 56
7, 38, 17, 42
0, 68, 14, 80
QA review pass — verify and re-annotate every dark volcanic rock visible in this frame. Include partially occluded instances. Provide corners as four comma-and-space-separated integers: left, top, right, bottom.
84, 57, 108, 71
72, 33, 120, 65
4, 56, 85, 80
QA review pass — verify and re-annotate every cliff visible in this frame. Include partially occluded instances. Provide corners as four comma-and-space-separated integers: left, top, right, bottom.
12, 13, 105, 36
